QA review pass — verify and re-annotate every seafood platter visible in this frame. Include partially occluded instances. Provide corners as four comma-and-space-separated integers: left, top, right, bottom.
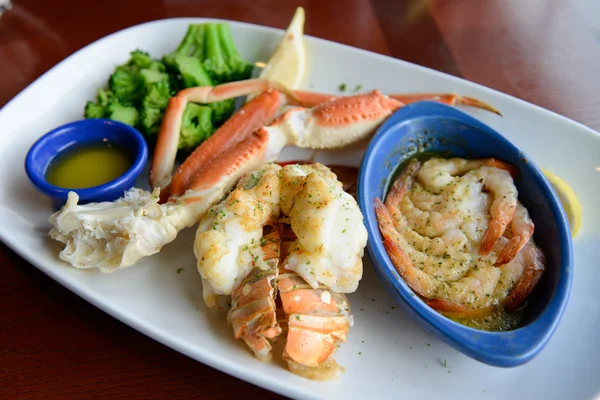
2, 8, 599, 400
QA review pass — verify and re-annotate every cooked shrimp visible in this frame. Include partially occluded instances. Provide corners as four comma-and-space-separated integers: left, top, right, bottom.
387, 158, 490, 243
470, 166, 518, 255
375, 156, 545, 320
504, 241, 545, 309
417, 157, 517, 193
414, 157, 518, 253
495, 201, 535, 265
400, 176, 489, 239
384, 158, 421, 212
375, 198, 501, 308
381, 163, 474, 280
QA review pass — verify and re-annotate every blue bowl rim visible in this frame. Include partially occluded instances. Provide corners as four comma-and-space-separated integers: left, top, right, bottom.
357, 100, 574, 367
24, 118, 148, 200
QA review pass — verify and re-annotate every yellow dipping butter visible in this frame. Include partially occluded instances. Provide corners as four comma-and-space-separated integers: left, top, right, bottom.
45, 142, 132, 189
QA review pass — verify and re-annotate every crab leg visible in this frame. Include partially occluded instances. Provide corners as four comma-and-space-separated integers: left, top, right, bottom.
292, 90, 501, 115
388, 94, 502, 115
169, 90, 283, 200
149, 78, 297, 199
262, 90, 403, 150
154, 81, 500, 201
174, 129, 270, 217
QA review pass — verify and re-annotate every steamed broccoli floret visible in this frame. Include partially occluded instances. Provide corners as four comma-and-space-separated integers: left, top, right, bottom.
216, 23, 253, 81
84, 89, 115, 119
84, 101, 106, 119
209, 99, 235, 126
106, 101, 139, 127
140, 68, 170, 88
171, 54, 234, 126
97, 89, 115, 106
109, 51, 168, 106
165, 22, 252, 88
179, 103, 214, 152
140, 81, 172, 135
84, 23, 250, 151
129, 50, 166, 72
202, 23, 231, 83
164, 25, 206, 68
109, 67, 142, 105
173, 54, 213, 87
138, 67, 172, 134
83, 88, 138, 127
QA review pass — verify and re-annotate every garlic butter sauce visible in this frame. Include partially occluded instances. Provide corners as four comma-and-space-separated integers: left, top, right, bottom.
45, 141, 132, 189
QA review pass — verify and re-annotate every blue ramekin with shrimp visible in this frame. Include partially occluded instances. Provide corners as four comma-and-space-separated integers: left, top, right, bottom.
357, 101, 573, 367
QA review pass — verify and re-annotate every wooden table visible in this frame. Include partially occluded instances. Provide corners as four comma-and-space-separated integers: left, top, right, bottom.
1, 0, 598, 398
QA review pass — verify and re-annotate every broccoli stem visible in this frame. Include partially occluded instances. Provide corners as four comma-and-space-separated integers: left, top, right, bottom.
176, 25, 200, 56
217, 24, 245, 67
192, 25, 206, 59
164, 25, 196, 68
165, 24, 206, 67
217, 23, 253, 81
202, 23, 231, 83
216, 23, 237, 60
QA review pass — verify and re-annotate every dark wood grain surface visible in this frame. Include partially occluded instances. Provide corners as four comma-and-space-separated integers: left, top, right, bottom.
1, 0, 598, 398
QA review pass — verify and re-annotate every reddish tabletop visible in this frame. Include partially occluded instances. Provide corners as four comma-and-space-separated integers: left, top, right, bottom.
1, 0, 599, 398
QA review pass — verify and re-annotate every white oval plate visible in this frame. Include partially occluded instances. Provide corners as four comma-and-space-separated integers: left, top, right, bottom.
1, 18, 599, 400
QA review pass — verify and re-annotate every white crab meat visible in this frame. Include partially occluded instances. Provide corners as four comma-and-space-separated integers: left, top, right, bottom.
49, 188, 183, 272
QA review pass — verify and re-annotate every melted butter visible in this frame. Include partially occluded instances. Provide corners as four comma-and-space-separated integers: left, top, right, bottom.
444, 306, 525, 332
46, 141, 132, 189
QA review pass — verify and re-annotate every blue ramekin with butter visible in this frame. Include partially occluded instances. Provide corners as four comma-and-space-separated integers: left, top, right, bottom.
25, 118, 148, 209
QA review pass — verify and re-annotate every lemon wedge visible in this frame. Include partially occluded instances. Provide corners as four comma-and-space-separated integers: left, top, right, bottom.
542, 168, 582, 237
258, 6, 307, 89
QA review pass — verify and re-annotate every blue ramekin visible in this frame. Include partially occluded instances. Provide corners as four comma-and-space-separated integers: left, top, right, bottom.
25, 118, 148, 209
357, 101, 573, 368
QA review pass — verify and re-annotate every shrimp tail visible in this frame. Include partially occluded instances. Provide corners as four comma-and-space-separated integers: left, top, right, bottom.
382, 237, 413, 277
385, 158, 421, 210
505, 245, 546, 309
496, 202, 535, 265
482, 158, 519, 179
479, 212, 515, 255
496, 234, 530, 265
